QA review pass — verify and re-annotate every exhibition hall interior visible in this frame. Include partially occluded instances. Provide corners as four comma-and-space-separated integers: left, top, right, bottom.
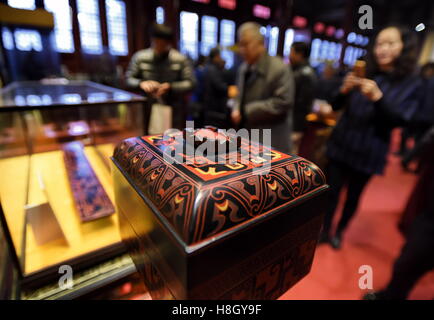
0, 0, 433, 300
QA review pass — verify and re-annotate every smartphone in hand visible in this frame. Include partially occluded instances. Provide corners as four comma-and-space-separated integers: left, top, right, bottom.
353, 60, 366, 78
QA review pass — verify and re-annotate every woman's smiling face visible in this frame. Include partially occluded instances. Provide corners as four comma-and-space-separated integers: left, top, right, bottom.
374, 27, 404, 70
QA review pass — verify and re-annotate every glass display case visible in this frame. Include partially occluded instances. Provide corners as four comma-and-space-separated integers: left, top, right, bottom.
0, 216, 16, 299
0, 80, 146, 288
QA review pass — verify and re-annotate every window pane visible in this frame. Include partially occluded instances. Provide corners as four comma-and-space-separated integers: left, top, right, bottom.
327, 41, 336, 61
180, 11, 198, 60
201, 15, 218, 56
344, 46, 361, 66
106, 0, 128, 55
260, 25, 271, 51
347, 32, 356, 44
319, 40, 329, 61
355, 34, 364, 46
283, 29, 294, 59
220, 19, 235, 69
77, 0, 103, 54
268, 26, 279, 56
2, 27, 14, 50
14, 29, 42, 51
7, 0, 35, 10
44, 0, 74, 53
362, 37, 369, 46
156, 6, 164, 24
335, 43, 343, 63
309, 38, 321, 67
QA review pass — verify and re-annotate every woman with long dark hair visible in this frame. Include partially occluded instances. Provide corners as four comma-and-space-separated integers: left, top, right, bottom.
320, 26, 423, 249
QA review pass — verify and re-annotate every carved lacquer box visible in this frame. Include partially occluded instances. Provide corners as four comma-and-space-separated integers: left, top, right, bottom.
111, 128, 328, 299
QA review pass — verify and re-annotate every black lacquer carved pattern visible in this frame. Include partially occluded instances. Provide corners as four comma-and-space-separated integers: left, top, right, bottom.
190, 215, 323, 300
63, 141, 115, 222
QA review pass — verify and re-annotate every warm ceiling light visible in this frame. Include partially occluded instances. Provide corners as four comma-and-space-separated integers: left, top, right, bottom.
293, 16, 307, 28
253, 4, 271, 19
325, 26, 336, 37
335, 28, 344, 39
314, 22, 325, 33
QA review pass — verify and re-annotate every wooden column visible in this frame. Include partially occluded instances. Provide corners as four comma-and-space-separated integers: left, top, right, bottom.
275, 0, 293, 57
340, 0, 356, 67
98, 0, 109, 49
67, 0, 82, 74
162, 0, 180, 49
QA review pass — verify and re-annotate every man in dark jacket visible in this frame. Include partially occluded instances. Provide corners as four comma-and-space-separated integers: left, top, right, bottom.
289, 42, 317, 153
125, 24, 196, 131
203, 48, 230, 128
231, 22, 294, 153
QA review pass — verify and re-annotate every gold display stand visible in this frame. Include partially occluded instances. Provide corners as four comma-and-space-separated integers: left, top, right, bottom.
0, 143, 122, 277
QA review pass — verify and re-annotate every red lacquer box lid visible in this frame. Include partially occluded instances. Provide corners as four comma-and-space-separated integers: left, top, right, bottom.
112, 128, 327, 248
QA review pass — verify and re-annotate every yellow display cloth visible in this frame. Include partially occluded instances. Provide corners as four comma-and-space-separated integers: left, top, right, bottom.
0, 144, 122, 276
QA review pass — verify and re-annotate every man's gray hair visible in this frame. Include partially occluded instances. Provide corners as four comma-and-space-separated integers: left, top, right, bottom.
238, 22, 265, 43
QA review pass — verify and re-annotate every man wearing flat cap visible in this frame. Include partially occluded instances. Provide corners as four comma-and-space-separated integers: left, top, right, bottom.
126, 24, 196, 131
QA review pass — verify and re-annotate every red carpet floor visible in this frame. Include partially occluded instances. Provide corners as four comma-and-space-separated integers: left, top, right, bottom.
279, 130, 434, 300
